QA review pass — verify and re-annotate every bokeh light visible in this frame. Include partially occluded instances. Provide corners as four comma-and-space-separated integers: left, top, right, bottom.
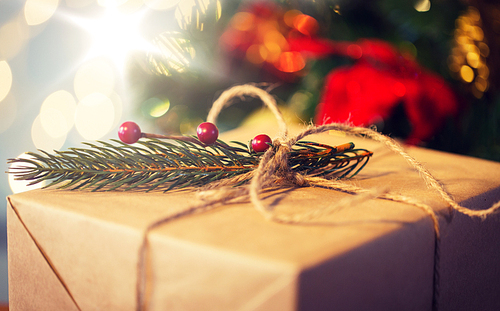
449, 6, 489, 98
75, 92, 115, 140
283, 10, 301, 27
141, 97, 170, 118
24, 0, 60, 26
246, 44, 266, 64
414, 0, 431, 12
392, 82, 406, 97
288, 90, 312, 117
109, 92, 124, 129
478, 43, 489, 58
399, 41, 417, 59
477, 64, 489, 79
231, 12, 255, 31
31, 114, 67, 152
466, 51, 480, 68
0, 13, 30, 60
0, 61, 13, 102
40, 90, 77, 137
277, 51, 305, 73
346, 44, 362, 59
40, 107, 67, 138
475, 77, 488, 92
460, 65, 474, 83
333, 4, 341, 15
8, 154, 47, 194
74, 58, 115, 100
263, 31, 287, 62
0, 94, 17, 134
293, 14, 319, 36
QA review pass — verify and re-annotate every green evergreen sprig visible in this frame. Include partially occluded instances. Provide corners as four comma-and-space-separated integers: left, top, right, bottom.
7, 137, 372, 192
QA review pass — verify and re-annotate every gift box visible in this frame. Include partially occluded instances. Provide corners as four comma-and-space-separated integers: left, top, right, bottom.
7, 124, 500, 311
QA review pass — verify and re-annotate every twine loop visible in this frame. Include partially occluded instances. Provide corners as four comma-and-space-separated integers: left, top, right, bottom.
136, 83, 500, 311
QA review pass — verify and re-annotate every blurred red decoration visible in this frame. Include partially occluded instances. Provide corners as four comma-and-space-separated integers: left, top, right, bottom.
315, 39, 459, 145
220, 1, 318, 78
220, 2, 459, 145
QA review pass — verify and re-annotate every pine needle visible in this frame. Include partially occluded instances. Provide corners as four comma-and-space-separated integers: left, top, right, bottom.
7, 138, 372, 192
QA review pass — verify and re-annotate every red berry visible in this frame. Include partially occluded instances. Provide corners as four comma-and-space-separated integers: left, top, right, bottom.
197, 122, 219, 145
251, 134, 272, 152
118, 121, 142, 144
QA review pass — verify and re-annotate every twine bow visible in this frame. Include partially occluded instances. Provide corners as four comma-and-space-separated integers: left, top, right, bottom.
136, 84, 500, 311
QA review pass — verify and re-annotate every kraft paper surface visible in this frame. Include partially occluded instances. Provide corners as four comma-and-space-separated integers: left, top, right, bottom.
7, 123, 500, 310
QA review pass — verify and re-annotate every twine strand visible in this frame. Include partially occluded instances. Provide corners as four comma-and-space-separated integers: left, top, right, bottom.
136, 201, 232, 311
302, 176, 441, 238
136, 84, 500, 310
207, 84, 288, 137
249, 144, 278, 220
284, 122, 500, 219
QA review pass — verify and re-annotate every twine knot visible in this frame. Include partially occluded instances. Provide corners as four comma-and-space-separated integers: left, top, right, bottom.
136, 84, 500, 311
269, 140, 308, 187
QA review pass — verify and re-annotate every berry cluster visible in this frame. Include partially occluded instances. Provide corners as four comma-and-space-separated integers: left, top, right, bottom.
118, 121, 272, 153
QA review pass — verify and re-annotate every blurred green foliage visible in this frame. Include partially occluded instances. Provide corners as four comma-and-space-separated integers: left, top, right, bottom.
130, 0, 500, 161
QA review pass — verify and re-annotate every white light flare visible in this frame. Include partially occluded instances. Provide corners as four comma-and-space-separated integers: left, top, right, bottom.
69, 6, 155, 72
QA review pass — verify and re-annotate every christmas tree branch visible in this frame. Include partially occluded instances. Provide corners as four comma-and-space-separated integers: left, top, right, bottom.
8, 137, 372, 192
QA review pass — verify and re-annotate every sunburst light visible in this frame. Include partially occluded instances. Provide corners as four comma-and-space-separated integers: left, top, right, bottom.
69, 5, 155, 71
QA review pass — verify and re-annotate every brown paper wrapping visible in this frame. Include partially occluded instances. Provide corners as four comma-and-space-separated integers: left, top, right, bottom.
7, 124, 500, 310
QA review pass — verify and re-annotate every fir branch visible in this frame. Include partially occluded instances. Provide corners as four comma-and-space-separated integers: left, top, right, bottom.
7, 138, 372, 192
